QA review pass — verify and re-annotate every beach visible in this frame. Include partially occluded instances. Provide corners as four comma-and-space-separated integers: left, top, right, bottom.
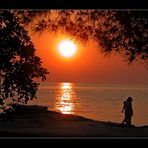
0, 105, 148, 137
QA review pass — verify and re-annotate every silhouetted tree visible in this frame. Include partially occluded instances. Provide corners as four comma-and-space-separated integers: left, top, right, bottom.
0, 11, 49, 111
14, 10, 148, 65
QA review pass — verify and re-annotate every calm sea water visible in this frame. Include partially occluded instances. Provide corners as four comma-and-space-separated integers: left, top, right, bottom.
28, 82, 148, 126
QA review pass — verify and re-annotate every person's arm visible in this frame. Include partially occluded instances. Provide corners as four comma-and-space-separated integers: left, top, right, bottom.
121, 106, 125, 113
121, 105, 125, 113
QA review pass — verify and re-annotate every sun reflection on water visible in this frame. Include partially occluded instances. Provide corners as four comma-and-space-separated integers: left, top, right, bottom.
55, 82, 78, 114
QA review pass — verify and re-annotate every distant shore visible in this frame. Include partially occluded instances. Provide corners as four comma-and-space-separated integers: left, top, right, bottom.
0, 105, 148, 137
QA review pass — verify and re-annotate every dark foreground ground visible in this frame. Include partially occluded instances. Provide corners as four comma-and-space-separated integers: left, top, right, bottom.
0, 105, 148, 137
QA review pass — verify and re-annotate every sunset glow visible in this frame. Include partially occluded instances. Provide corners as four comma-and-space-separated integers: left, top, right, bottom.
58, 39, 77, 57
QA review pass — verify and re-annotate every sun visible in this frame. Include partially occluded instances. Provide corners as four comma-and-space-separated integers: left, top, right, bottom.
58, 39, 77, 58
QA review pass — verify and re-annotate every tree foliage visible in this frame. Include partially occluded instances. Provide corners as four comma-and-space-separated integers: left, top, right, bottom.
0, 11, 49, 111
14, 10, 148, 65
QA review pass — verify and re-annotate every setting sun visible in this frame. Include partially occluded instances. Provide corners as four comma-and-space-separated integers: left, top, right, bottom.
58, 39, 77, 57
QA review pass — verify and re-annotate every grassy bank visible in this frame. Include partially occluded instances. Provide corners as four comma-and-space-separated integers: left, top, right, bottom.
0, 105, 148, 137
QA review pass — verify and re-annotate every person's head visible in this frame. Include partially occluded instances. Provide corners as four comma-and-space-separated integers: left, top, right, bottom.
127, 96, 133, 102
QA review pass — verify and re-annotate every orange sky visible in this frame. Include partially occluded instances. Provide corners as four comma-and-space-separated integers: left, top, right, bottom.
30, 31, 148, 84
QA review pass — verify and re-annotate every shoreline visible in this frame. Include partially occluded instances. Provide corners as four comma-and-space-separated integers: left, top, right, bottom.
0, 105, 148, 137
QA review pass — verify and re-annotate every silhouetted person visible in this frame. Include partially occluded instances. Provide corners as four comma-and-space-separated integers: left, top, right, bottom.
121, 96, 133, 127
121, 101, 127, 124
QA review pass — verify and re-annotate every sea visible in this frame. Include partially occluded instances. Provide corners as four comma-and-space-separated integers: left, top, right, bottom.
28, 82, 148, 126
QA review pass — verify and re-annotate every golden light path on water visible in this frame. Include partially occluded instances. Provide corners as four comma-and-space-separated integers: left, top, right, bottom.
55, 82, 78, 114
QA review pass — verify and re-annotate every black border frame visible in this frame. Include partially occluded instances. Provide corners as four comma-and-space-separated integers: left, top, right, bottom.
0, 0, 148, 145
0, 0, 148, 9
